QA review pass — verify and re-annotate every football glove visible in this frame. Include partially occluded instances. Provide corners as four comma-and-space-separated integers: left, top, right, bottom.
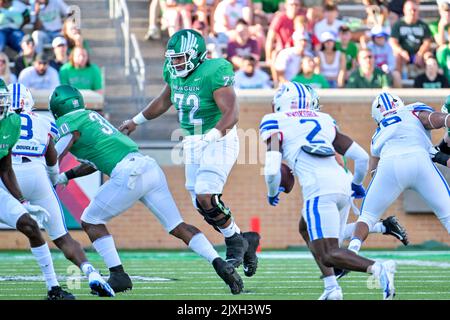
267, 186, 285, 206
351, 183, 366, 199
23, 202, 50, 225
55, 173, 69, 188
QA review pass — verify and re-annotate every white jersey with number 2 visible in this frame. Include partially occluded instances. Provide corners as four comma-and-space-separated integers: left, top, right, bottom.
259, 109, 351, 200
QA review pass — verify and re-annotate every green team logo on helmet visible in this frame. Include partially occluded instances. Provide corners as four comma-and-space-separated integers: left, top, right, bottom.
49, 85, 85, 119
165, 29, 207, 78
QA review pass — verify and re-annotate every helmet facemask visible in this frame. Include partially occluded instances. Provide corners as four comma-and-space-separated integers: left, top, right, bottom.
165, 48, 198, 78
0, 90, 11, 121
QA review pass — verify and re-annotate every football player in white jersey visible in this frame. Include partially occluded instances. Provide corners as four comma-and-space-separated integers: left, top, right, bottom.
2, 83, 115, 298
349, 93, 450, 257
260, 82, 397, 300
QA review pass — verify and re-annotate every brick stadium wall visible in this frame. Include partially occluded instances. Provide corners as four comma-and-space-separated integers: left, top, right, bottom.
1, 90, 449, 249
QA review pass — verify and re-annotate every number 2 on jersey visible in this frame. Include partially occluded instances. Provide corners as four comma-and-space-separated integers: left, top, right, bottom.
299, 119, 325, 144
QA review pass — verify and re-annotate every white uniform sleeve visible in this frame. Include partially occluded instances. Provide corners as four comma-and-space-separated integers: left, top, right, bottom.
344, 141, 369, 185
55, 133, 73, 157
259, 114, 281, 141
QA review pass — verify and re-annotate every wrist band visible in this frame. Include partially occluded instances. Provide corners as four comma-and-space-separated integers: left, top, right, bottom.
18, 196, 26, 203
132, 112, 148, 125
428, 112, 437, 129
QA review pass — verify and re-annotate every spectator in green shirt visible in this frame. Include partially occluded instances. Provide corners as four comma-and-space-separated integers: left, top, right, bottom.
346, 48, 392, 88
437, 42, 450, 82
428, 0, 450, 49
291, 56, 329, 89
389, 0, 432, 74
336, 24, 358, 73
59, 46, 103, 94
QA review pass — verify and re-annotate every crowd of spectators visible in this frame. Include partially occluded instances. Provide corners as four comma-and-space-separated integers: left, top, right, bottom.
0, 0, 103, 94
146, 0, 450, 89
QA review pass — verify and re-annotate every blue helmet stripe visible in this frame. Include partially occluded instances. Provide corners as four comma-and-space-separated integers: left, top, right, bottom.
16, 84, 20, 110
12, 83, 16, 110
292, 81, 305, 109
379, 93, 390, 111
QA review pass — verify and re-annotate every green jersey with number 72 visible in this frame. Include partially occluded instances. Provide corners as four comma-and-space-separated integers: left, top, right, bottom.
163, 57, 235, 136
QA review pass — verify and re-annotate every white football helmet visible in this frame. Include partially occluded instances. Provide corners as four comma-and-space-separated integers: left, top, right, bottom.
7, 83, 35, 113
371, 92, 404, 124
272, 82, 320, 113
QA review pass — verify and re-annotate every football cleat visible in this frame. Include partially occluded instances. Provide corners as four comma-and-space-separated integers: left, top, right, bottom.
318, 286, 343, 300
47, 286, 76, 300
242, 232, 260, 277
382, 216, 409, 245
225, 232, 248, 268
378, 260, 397, 300
212, 258, 244, 295
89, 271, 115, 297
107, 270, 132, 293
333, 267, 350, 280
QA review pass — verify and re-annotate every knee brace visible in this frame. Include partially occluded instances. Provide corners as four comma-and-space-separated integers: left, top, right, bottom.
195, 194, 232, 230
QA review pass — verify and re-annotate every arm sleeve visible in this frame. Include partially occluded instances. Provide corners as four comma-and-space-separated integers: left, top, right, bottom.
264, 151, 282, 197
344, 141, 369, 185
259, 115, 281, 141
55, 133, 73, 157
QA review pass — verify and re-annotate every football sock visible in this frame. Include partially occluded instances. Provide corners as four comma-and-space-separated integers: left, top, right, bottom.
92, 235, 122, 269
31, 243, 59, 290
348, 237, 362, 254
219, 219, 241, 238
323, 275, 338, 289
372, 222, 386, 234
188, 233, 220, 263
80, 262, 96, 277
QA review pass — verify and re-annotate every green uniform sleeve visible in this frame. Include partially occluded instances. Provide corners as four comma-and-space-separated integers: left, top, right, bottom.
56, 116, 80, 138
210, 59, 235, 92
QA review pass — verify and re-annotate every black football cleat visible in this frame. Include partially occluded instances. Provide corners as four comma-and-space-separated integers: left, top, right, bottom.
213, 258, 244, 295
47, 286, 76, 300
333, 267, 350, 280
107, 271, 132, 293
242, 232, 260, 277
225, 232, 248, 268
382, 216, 409, 246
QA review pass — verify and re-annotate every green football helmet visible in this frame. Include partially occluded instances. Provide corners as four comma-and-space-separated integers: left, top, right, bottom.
48, 85, 85, 119
0, 82, 10, 121
165, 29, 207, 78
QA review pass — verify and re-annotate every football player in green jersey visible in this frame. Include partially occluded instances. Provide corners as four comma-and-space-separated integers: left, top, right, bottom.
429, 95, 450, 167
0, 83, 74, 300
51, 85, 244, 295
120, 29, 260, 277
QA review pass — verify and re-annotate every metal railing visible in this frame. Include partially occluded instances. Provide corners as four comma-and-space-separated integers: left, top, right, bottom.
109, 0, 147, 103
109, 0, 130, 76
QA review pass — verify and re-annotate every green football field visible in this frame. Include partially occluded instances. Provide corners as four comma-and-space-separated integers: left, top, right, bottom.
0, 249, 449, 300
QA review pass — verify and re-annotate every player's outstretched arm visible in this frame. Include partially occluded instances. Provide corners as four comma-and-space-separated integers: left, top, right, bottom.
333, 131, 369, 198
264, 135, 284, 206
119, 84, 172, 135
45, 139, 60, 186
0, 151, 26, 203
417, 110, 450, 131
